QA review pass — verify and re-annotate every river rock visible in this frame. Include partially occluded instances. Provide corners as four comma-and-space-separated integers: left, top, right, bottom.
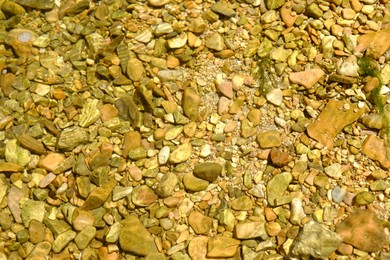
132, 185, 158, 206
119, 215, 158, 256
207, 236, 240, 258
169, 142, 192, 164
193, 162, 222, 182
235, 221, 267, 239
183, 173, 209, 192
155, 172, 178, 198
267, 172, 292, 206
336, 209, 385, 252
56, 126, 89, 151
188, 211, 213, 235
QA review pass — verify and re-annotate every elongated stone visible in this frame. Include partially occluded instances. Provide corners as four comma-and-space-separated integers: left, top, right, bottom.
56, 126, 89, 151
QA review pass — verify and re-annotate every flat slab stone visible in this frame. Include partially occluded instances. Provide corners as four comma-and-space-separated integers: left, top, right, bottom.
307, 100, 366, 149
357, 28, 390, 59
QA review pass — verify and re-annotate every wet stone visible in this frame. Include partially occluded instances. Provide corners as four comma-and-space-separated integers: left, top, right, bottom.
182, 87, 200, 121
169, 142, 192, 164
79, 99, 101, 127
82, 179, 117, 211
188, 236, 209, 260
355, 191, 375, 205
74, 225, 96, 250
211, 2, 236, 17
205, 32, 225, 51
265, 0, 286, 10
21, 199, 45, 227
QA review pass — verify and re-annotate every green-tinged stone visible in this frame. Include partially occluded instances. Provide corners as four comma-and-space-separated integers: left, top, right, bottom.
210, 2, 236, 17
74, 225, 96, 250
355, 191, 375, 205
265, 0, 285, 10
305, 3, 323, 18
241, 118, 257, 138
119, 215, 158, 256
257, 130, 282, 149
90, 166, 110, 186
182, 87, 200, 121
16, 229, 29, 243
56, 126, 89, 151
127, 58, 145, 81
21, 199, 45, 227
105, 222, 121, 243
112, 186, 133, 201
165, 126, 183, 140
267, 172, 292, 206
82, 179, 117, 210
79, 99, 101, 127
231, 196, 252, 211
219, 209, 235, 231
155, 172, 178, 198
43, 217, 71, 237
370, 180, 388, 191
183, 172, 209, 192
169, 142, 192, 164
52, 230, 76, 253
193, 162, 222, 182
128, 147, 147, 160
5, 139, 31, 167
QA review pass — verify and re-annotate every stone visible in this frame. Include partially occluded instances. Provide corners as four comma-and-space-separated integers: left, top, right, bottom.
72, 208, 95, 231
56, 126, 89, 151
27, 241, 52, 259
217, 81, 233, 99
158, 146, 170, 165
38, 153, 65, 172
188, 211, 213, 235
336, 209, 385, 252
331, 186, 347, 203
362, 135, 390, 168
82, 179, 117, 210
355, 191, 375, 205
357, 28, 390, 59
205, 33, 225, 51
207, 236, 240, 258
289, 69, 325, 89
79, 99, 101, 127
267, 172, 292, 206
169, 142, 192, 164
5, 139, 31, 167
281, 1, 297, 27
266, 222, 281, 237
21, 199, 45, 227
241, 119, 257, 138
52, 230, 77, 253
157, 70, 183, 82
265, 0, 285, 9
74, 225, 96, 250
0, 162, 22, 173
370, 180, 388, 191
218, 209, 235, 231
210, 2, 236, 17
305, 3, 323, 18
324, 163, 342, 179
13, 0, 53, 9
28, 219, 45, 244
119, 215, 158, 256
266, 88, 283, 106
155, 172, 178, 198
307, 100, 366, 149
123, 131, 142, 158
148, 0, 170, 7
257, 130, 282, 149
7, 185, 29, 223
231, 195, 252, 211
290, 198, 306, 225
188, 236, 209, 260
270, 148, 291, 167
106, 222, 121, 243
182, 87, 200, 121
183, 173, 209, 192
132, 185, 158, 206
16, 134, 46, 155
167, 34, 187, 49
235, 221, 267, 239
1, 1, 26, 15
127, 58, 145, 81
193, 162, 222, 182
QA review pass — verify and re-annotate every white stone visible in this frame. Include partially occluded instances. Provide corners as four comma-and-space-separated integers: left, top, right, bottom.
266, 88, 283, 106
290, 198, 306, 225
158, 146, 170, 165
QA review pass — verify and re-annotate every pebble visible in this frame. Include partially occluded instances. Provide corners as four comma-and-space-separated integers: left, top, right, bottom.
324, 163, 342, 179
267, 172, 293, 206
270, 148, 291, 167
292, 220, 343, 258
56, 126, 89, 151
266, 222, 281, 237
211, 2, 236, 17
205, 33, 225, 51
336, 209, 385, 252
217, 81, 234, 99
188, 211, 213, 234
235, 221, 267, 239
207, 236, 240, 258
183, 173, 209, 192
5, 139, 31, 167
290, 198, 306, 225
354, 191, 375, 205
127, 58, 145, 81
231, 195, 252, 211
52, 230, 77, 253
289, 69, 325, 89
119, 215, 158, 256
38, 153, 65, 172
193, 162, 222, 182
266, 88, 283, 106
188, 236, 209, 260
72, 208, 95, 231
362, 134, 390, 168
257, 130, 282, 149
82, 179, 117, 210
155, 172, 178, 198
132, 185, 158, 206
331, 186, 347, 203
182, 88, 200, 121
74, 225, 96, 250
169, 142, 192, 164
21, 199, 45, 227
28, 219, 45, 244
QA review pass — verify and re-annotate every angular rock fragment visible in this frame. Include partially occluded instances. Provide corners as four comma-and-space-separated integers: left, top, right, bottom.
82, 179, 117, 211
362, 134, 390, 169
56, 126, 89, 151
207, 236, 240, 258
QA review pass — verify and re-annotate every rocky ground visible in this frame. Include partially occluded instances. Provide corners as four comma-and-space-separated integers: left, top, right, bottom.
1, 0, 390, 259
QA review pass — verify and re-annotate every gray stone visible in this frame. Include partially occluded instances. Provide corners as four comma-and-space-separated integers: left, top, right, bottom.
292, 220, 343, 258
331, 186, 347, 203
267, 172, 292, 206
119, 215, 158, 256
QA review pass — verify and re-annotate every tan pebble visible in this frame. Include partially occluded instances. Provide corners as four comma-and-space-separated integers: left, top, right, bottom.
337, 243, 354, 255
280, 1, 297, 28
363, 76, 380, 92
217, 81, 233, 99
38, 153, 65, 172
52, 88, 67, 100
266, 222, 281, 236
342, 8, 356, 20
265, 207, 277, 221
100, 104, 118, 122
128, 165, 142, 182
166, 55, 180, 68
289, 69, 325, 89
351, 0, 363, 12
224, 120, 237, 133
